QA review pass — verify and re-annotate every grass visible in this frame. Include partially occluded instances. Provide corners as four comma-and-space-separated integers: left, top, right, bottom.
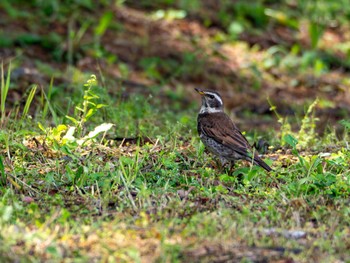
1, 1, 350, 262
0, 71, 349, 262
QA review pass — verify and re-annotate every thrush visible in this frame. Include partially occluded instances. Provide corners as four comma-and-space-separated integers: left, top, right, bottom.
195, 88, 272, 172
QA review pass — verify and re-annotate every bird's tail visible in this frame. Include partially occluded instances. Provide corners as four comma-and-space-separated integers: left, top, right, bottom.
253, 155, 272, 172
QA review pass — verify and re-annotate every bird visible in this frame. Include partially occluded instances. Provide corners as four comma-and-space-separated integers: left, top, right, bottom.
195, 88, 272, 172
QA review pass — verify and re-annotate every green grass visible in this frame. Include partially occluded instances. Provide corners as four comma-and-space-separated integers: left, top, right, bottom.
0, 71, 349, 262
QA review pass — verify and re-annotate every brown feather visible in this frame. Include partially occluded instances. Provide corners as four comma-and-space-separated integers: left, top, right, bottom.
198, 112, 272, 172
198, 113, 251, 155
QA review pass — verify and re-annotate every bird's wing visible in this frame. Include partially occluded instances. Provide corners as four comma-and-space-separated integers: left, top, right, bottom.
199, 113, 272, 171
199, 114, 253, 158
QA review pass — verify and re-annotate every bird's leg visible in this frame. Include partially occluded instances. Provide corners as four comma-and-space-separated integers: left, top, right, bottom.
228, 161, 235, 174
219, 157, 230, 173
213, 158, 223, 171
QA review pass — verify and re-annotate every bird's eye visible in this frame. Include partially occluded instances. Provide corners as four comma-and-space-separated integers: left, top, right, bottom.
208, 94, 215, 99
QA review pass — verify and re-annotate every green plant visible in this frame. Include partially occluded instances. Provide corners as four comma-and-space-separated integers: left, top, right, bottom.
1, 63, 39, 127
0, 155, 6, 186
297, 98, 319, 148
339, 119, 350, 135
65, 74, 107, 136
1, 62, 11, 127
93, 11, 113, 56
268, 98, 292, 147
41, 77, 56, 122
21, 85, 37, 120
269, 98, 319, 148
37, 75, 114, 150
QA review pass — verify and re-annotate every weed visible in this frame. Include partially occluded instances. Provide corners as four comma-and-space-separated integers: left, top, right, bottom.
1, 62, 11, 127
21, 84, 37, 120
269, 98, 319, 149
65, 74, 107, 136
0, 155, 5, 186
298, 98, 319, 148
268, 98, 292, 147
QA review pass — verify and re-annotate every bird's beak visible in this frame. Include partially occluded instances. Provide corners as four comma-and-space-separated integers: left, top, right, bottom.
195, 88, 205, 95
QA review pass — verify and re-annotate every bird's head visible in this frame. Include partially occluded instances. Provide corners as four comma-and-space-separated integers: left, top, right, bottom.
195, 88, 224, 114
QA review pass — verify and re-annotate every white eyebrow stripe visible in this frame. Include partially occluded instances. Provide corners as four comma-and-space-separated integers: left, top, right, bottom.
206, 92, 223, 105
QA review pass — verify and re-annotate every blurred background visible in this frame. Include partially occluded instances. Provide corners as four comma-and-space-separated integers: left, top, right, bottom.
1, 0, 350, 137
